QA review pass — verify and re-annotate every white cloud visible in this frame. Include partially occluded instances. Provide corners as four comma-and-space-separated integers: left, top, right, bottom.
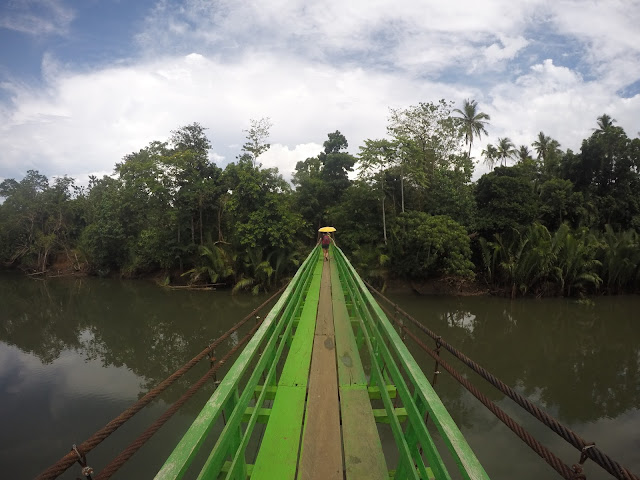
259, 143, 323, 183
483, 58, 640, 162
0, 52, 398, 180
483, 36, 530, 66
1, 0, 640, 184
0, 0, 74, 36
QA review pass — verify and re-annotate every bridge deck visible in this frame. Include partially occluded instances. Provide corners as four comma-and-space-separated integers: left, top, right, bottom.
155, 247, 489, 480
297, 259, 342, 479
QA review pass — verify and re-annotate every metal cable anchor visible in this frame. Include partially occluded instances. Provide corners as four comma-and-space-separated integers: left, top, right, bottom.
571, 443, 596, 479
72, 444, 93, 479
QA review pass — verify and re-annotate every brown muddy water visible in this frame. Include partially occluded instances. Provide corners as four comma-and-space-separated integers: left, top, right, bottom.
1, 272, 638, 479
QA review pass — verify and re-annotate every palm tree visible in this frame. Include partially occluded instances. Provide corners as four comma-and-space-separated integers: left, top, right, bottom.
551, 224, 602, 296
516, 145, 532, 163
594, 114, 616, 134
496, 137, 516, 166
182, 243, 234, 285
532, 131, 549, 161
481, 143, 499, 171
453, 99, 491, 159
532, 132, 561, 164
532, 131, 562, 175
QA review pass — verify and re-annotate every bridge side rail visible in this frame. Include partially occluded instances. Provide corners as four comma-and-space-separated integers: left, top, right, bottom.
155, 247, 321, 480
332, 245, 490, 480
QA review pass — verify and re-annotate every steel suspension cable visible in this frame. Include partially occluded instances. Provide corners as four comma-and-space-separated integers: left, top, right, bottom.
35, 284, 286, 480
377, 302, 578, 479
366, 281, 638, 480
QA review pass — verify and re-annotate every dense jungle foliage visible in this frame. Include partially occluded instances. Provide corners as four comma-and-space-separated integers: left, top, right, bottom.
1, 101, 639, 297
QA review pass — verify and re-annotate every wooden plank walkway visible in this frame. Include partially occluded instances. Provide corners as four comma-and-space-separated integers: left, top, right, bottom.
298, 259, 342, 479
255, 255, 389, 479
331, 259, 388, 480
299, 256, 389, 480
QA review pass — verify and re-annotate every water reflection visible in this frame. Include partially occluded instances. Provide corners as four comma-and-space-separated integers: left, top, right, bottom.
0, 272, 271, 479
0, 272, 268, 396
1, 271, 638, 479
388, 293, 640, 478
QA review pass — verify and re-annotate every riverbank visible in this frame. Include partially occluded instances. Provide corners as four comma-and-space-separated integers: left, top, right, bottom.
3, 258, 634, 298
381, 276, 489, 296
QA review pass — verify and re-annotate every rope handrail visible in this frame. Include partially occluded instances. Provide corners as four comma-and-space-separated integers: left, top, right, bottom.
365, 280, 639, 480
35, 284, 287, 480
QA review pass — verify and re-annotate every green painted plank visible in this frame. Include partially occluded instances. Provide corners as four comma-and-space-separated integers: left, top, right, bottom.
220, 461, 254, 476
368, 385, 397, 399
196, 253, 319, 480
251, 258, 322, 479
242, 406, 271, 423
372, 407, 408, 423
389, 467, 435, 480
330, 260, 367, 386
331, 261, 388, 480
278, 258, 322, 387
154, 247, 320, 480
253, 385, 278, 400
340, 387, 389, 480
335, 247, 489, 480
251, 385, 307, 480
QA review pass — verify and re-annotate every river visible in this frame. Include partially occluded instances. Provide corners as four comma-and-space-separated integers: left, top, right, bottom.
1, 272, 638, 479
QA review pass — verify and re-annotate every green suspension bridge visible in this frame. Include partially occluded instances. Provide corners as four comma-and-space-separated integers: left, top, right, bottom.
36, 246, 639, 480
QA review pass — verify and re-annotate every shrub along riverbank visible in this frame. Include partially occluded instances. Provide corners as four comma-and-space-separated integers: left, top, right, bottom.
2, 103, 639, 297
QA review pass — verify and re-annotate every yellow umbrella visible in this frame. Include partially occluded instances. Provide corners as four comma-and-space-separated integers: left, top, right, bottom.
318, 226, 336, 233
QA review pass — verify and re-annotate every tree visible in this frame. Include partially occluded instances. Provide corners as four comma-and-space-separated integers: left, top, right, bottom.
387, 100, 465, 188
538, 178, 585, 230
532, 131, 562, 177
481, 143, 499, 171
358, 138, 398, 243
292, 156, 326, 233
225, 159, 303, 252
319, 130, 356, 202
241, 117, 273, 168
170, 122, 212, 157
551, 224, 601, 297
594, 114, 616, 135
0, 170, 80, 272
386, 100, 471, 217
567, 116, 640, 229
389, 211, 474, 280
170, 123, 222, 248
293, 131, 356, 232
597, 226, 640, 293
516, 145, 533, 163
80, 176, 127, 273
475, 165, 539, 237
496, 137, 516, 167
452, 98, 490, 159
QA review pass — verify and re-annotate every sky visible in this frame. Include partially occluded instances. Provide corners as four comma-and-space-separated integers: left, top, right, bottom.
1, 0, 639, 186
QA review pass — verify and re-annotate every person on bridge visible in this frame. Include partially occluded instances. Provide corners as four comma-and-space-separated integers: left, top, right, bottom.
320, 232, 333, 261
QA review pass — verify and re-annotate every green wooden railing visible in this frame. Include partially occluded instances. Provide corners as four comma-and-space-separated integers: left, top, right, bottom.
154, 245, 489, 480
